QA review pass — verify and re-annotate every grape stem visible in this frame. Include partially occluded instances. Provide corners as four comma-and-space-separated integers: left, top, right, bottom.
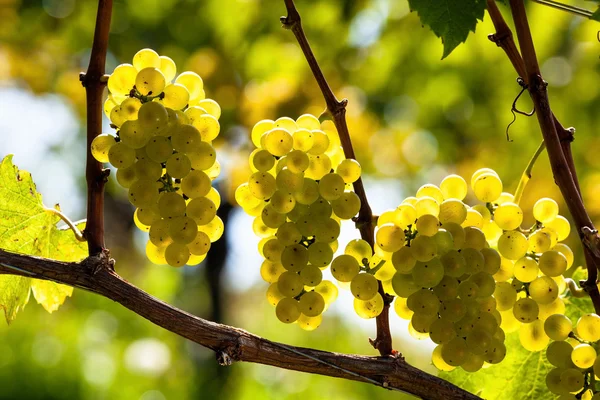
513, 140, 546, 205
79, 0, 113, 258
488, 0, 600, 315
44, 208, 86, 242
280, 0, 394, 357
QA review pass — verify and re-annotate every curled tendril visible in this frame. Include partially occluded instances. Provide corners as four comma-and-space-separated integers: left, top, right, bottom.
565, 278, 588, 298
505, 77, 536, 142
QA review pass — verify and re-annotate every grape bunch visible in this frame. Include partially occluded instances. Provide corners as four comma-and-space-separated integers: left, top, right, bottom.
543, 313, 600, 398
235, 114, 362, 330
91, 48, 223, 267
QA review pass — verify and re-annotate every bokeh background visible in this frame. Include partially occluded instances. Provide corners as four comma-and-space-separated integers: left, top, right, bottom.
0, 0, 599, 399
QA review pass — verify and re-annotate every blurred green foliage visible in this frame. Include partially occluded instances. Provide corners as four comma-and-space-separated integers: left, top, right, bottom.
0, 0, 599, 399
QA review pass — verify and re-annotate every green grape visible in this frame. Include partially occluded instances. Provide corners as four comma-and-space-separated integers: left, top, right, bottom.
546, 340, 574, 368
313, 218, 340, 243
545, 368, 568, 395
481, 220, 502, 247
477, 296, 497, 313
308, 242, 334, 268
344, 239, 372, 265
250, 119, 274, 148
462, 208, 484, 229
108, 141, 136, 169
274, 222, 300, 246
493, 282, 517, 311
538, 250, 567, 277
394, 204, 417, 229
429, 318, 456, 344
546, 216, 571, 241
463, 226, 486, 250
148, 219, 171, 248
115, 167, 136, 189
133, 48, 160, 70
407, 289, 440, 315
135, 67, 165, 96
439, 298, 466, 322
186, 197, 216, 225
552, 244, 574, 268
576, 314, 600, 342
138, 101, 169, 134
303, 154, 331, 181
198, 215, 224, 242
267, 191, 294, 215
560, 368, 584, 393
194, 99, 220, 119
393, 296, 413, 320
483, 338, 506, 364
294, 113, 319, 130
274, 170, 303, 196
183, 144, 214, 172
493, 202, 523, 231
266, 282, 285, 306
350, 273, 379, 300
529, 276, 559, 305
472, 173, 502, 203
308, 197, 332, 220
128, 179, 159, 207
438, 199, 467, 225
527, 230, 551, 253
461, 352, 485, 373
539, 298, 566, 321
533, 197, 559, 223
470, 167, 499, 188
462, 248, 484, 273
296, 313, 322, 331
391, 246, 416, 273
513, 256, 539, 283
416, 184, 444, 203
391, 272, 420, 298
260, 128, 292, 157
291, 128, 314, 152
513, 297, 539, 323
432, 344, 456, 372
331, 192, 361, 219
314, 280, 338, 305
415, 214, 439, 236
275, 297, 300, 324
466, 327, 492, 355
157, 55, 176, 82
441, 337, 469, 366
171, 124, 203, 153
165, 153, 191, 179
181, 170, 211, 198
190, 113, 220, 142
307, 130, 328, 155
480, 248, 501, 275
410, 235, 437, 262
330, 254, 360, 282
284, 150, 308, 174
118, 120, 149, 149
432, 276, 459, 301
144, 138, 173, 166
161, 83, 190, 110
298, 291, 325, 317
134, 159, 162, 181
277, 271, 304, 297
457, 280, 480, 300
253, 217, 276, 238
542, 315, 572, 342
188, 231, 211, 256
157, 192, 185, 218
249, 149, 274, 172
497, 231, 528, 260
168, 216, 198, 244
317, 173, 345, 201
354, 293, 384, 319
375, 223, 405, 253
91, 134, 116, 163
137, 206, 160, 227
432, 229, 453, 255
414, 196, 440, 218
175, 71, 204, 101
411, 312, 436, 334
469, 272, 495, 297
146, 240, 167, 264
300, 265, 323, 287
440, 250, 467, 277
260, 261, 284, 287
164, 242, 190, 267
336, 159, 361, 183
108, 63, 137, 95
440, 174, 468, 200
235, 183, 261, 209
442, 222, 465, 249
412, 257, 444, 287
281, 244, 309, 272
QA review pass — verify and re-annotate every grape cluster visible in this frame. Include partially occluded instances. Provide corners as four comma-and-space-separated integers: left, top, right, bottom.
236, 114, 362, 329
91, 48, 223, 267
543, 313, 600, 398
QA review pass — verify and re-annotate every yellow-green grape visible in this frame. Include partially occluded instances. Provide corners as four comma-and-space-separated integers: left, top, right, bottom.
350, 273, 378, 300
463, 226, 486, 250
266, 282, 285, 306
440, 174, 468, 200
157, 192, 186, 218
442, 222, 465, 249
412, 258, 444, 287
493, 282, 517, 311
318, 173, 345, 201
540, 227, 559, 248
313, 218, 340, 243
429, 318, 457, 344
197, 216, 224, 242
441, 337, 469, 366
171, 124, 203, 153
469, 272, 495, 297
432, 276, 459, 301
560, 368, 584, 393
250, 119, 274, 148
546, 368, 568, 395
161, 83, 189, 110
465, 326, 492, 355
308, 197, 332, 220
133, 159, 161, 181
494, 202, 523, 230
204, 159, 220, 180
296, 113, 320, 130
394, 296, 413, 320
187, 142, 216, 171
305, 154, 332, 180
546, 215, 570, 241
298, 291, 325, 317
274, 116, 297, 133
276, 169, 304, 195
128, 179, 159, 207
308, 242, 334, 268
407, 289, 440, 315
181, 170, 211, 198
391, 272, 420, 298
345, 239, 373, 265
546, 341, 574, 368
416, 184, 444, 203
137, 206, 160, 227
519, 319, 549, 351
414, 196, 440, 218
331, 192, 361, 219
133, 48, 160, 70
157, 55, 176, 82
538, 250, 567, 277
146, 240, 167, 264
354, 293, 384, 319
497, 231, 528, 260
484, 338, 507, 364
481, 248, 501, 275
277, 271, 304, 298
254, 217, 276, 238
91, 134, 116, 163
175, 71, 204, 102
576, 314, 600, 342
513, 297, 539, 323
438, 199, 467, 225
440, 250, 467, 278
336, 159, 361, 183
314, 280, 338, 306
482, 221, 503, 244
500, 308, 520, 333
251, 149, 275, 172
533, 197, 559, 223
331, 254, 360, 282
513, 256, 538, 283
462, 208, 484, 229
394, 204, 417, 229
165, 153, 191, 179
375, 223, 405, 252
470, 168, 499, 187
410, 235, 437, 262
472, 173, 502, 203
544, 314, 572, 341
168, 216, 198, 245
410, 312, 435, 335
164, 242, 190, 267
119, 120, 151, 149
186, 253, 207, 266
275, 297, 301, 324
133, 208, 152, 232
539, 298, 566, 321
261, 128, 293, 157
261, 205, 286, 229
190, 113, 220, 142
281, 244, 309, 272
297, 313, 323, 331
292, 128, 314, 152
461, 352, 485, 373
138, 101, 169, 135
144, 137, 172, 163
457, 280, 479, 300
552, 243, 574, 268
248, 172, 276, 200
203, 187, 220, 209
135, 67, 165, 96
188, 231, 211, 256
496, 192, 514, 204
115, 166, 136, 189
186, 197, 216, 225
308, 130, 329, 155
416, 214, 439, 236
120, 97, 142, 119
433, 229, 454, 255
285, 150, 309, 174
300, 265, 323, 287
108, 141, 136, 169
528, 230, 553, 253
571, 344, 596, 369
104, 96, 118, 118
195, 99, 221, 119
108, 63, 137, 96
432, 344, 456, 371
271, 191, 297, 215
439, 298, 467, 322
529, 276, 559, 305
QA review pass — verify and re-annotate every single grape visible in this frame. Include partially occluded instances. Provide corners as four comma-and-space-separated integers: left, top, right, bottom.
186, 197, 217, 225
438, 199, 467, 225
441, 337, 469, 366
546, 340, 574, 368
175, 71, 204, 101
188, 231, 211, 256
538, 250, 567, 277
545, 215, 571, 241
440, 174, 467, 200
164, 242, 191, 267
300, 265, 323, 287
494, 202, 523, 230
182, 170, 212, 198
135, 67, 166, 96
331, 254, 360, 282
533, 197, 559, 223
350, 273, 379, 300
298, 291, 325, 317
354, 293, 384, 319
576, 314, 600, 342
91, 134, 116, 163
158, 55, 177, 82
497, 231, 528, 260
308, 242, 334, 268
108, 63, 137, 95
513, 256, 539, 283
336, 159, 361, 183
529, 276, 559, 305
412, 258, 444, 287
513, 297, 539, 323
275, 297, 301, 323
494, 282, 517, 311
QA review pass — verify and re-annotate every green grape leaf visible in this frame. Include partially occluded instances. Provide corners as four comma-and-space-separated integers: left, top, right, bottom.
408, 0, 487, 58
440, 333, 554, 399
0, 155, 87, 323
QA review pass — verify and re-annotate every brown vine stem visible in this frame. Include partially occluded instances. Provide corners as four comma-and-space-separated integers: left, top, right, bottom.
80, 0, 112, 257
280, 0, 393, 356
0, 249, 482, 400
506, 0, 600, 313
486, 0, 600, 314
